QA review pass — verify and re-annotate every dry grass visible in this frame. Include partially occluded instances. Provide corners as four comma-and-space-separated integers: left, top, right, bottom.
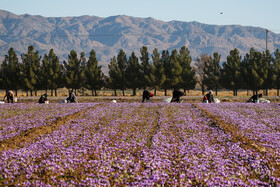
1, 88, 279, 97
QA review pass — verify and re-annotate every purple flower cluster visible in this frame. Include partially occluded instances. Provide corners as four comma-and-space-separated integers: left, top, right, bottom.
0, 103, 279, 186
0, 103, 93, 141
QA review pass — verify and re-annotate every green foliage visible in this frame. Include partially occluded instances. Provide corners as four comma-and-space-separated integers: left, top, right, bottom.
85, 49, 103, 96
242, 48, 264, 93
178, 46, 196, 92
261, 50, 274, 95
108, 49, 127, 96
273, 49, 280, 92
63, 50, 84, 92
140, 46, 151, 88
150, 48, 166, 95
116, 49, 127, 95
1, 44, 280, 96
41, 49, 62, 95
1, 48, 22, 93
21, 45, 41, 95
125, 51, 141, 95
203, 52, 221, 95
220, 48, 243, 96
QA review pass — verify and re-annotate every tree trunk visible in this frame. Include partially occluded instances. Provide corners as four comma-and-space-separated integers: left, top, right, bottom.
122, 90, 125, 96
164, 89, 167, 96
114, 89, 117, 96
35, 90, 37, 96
26, 91, 28, 97
55, 89, 57, 96
30, 90, 33, 96
154, 88, 157, 96
201, 86, 205, 96
95, 90, 97, 96
91, 89, 94, 96
277, 89, 279, 96
15, 89, 18, 97
132, 88, 136, 96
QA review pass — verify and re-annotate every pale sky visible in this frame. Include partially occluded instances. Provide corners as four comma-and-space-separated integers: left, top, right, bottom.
1, 0, 280, 33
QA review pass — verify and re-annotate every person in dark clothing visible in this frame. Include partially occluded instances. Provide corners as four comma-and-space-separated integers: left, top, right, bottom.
248, 93, 262, 103
171, 89, 184, 103
3, 90, 14, 103
66, 89, 77, 103
39, 93, 48, 103
142, 90, 153, 103
203, 90, 214, 103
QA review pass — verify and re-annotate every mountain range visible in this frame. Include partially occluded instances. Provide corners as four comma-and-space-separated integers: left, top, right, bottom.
1, 9, 280, 71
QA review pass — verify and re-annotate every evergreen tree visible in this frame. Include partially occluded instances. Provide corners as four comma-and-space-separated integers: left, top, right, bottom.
125, 51, 141, 95
116, 49, 127, 96
242, 48, 264, 94
1, 48, 22, 96
140, 46, 151, 88
79, 52, 87, 95
178, 46, 196, 94
220, 48, 243, 96
169, 49, 182, 90
273, 49, 280, 96
63, 50, 84, 94
261, 50, 274, 95
21, 45, 41, 96
85, 49, 103, 96
108, 56, 120, 96
203, 52, 221, 95
41, 49, 61, 96
151, 48, 165, 96
161, 50, 170, 96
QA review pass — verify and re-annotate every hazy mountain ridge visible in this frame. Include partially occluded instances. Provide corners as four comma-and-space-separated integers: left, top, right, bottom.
0, 9, 280, 70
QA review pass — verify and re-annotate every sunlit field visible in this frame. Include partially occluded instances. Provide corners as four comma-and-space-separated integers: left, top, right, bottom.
0, 102, 280, 186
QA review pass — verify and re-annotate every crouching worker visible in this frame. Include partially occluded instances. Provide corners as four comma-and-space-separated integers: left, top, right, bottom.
66, 89, 77, 103
142, 90, 153, 103
171, 89, 184, 103
203, 90, 214, 103
39, 93, 48, 103
248, 93, 262, 103
3, 90, 14, 103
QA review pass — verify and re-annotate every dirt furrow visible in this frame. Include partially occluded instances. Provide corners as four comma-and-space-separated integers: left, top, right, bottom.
192, 103, 280, 178
0, 104, 104, 152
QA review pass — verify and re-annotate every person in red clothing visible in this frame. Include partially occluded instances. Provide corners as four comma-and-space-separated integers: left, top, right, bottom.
142, 90, 153, 102
203, 90, 214, 103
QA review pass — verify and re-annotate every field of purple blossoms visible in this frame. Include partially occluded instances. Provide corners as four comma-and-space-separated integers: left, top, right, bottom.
0, 102, 280, 186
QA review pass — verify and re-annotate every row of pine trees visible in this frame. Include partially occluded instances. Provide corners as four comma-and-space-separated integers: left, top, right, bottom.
1, 45, 280, 96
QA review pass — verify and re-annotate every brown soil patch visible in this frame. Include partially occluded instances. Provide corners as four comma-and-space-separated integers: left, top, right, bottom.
0, 104, 105, 152
192, 103, 280, 178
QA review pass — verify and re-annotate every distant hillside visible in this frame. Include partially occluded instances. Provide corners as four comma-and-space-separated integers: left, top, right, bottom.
0, 9, 280, 71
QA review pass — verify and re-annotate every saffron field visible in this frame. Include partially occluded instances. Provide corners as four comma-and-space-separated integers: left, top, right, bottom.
0, 102, 280, 186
